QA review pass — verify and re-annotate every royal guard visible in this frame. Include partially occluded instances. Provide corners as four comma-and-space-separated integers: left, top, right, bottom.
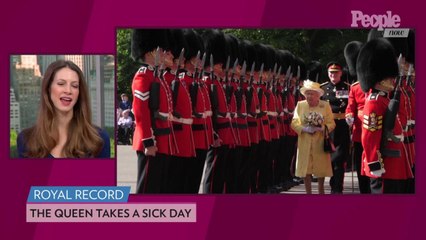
280, 51, 298, 189
274, 52, 287, 190
163, 29, 196, 193
228, 35, 252, 193
253, 43, 272, 193
201, 29, 235, 193
130, 29, 177, 193
404, 29, 415, 193
243, 40, 261, 193
357, 38, 414, 193
321, 61, 351, 194
180, 29, 209, 193
344, 41, 371, 193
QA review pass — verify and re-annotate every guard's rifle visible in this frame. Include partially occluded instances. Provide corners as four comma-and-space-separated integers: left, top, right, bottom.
171, 48, 185, 119
236, 61, 247, 118
281, 66, 292, 109
246, 62, 256, 117
294, 66, 301, 101
190, 51, 203, 118
380, 54, 404, 158
222, 56, 231, 105
406, 64, 414, 93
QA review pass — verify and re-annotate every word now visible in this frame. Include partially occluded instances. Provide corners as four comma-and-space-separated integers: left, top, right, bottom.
351, 10, 400, 30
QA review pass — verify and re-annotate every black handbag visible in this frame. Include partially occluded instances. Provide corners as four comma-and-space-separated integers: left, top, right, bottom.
323, 125, 336, 153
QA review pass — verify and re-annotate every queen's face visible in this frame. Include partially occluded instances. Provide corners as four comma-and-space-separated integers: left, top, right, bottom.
305, 90, 320, 107
49, 67, 80, 115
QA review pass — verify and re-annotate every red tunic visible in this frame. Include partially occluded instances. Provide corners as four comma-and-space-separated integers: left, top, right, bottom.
257, 84, 271, 142
131, 64, 177, 155
402, 82, 415, 165
212, 79, 236, 146
181, 72, 210, 150
345, 82, 366, 143
284, 87, 297, 136
266, 87, 279, 140
276, 85, 286, 137
234, 81, 251, 147
163, 71, 196, 157
246, 84, 260, 144
361, 91, 413, 179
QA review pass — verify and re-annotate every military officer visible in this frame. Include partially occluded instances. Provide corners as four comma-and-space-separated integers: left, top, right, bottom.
321, 62, 351, 194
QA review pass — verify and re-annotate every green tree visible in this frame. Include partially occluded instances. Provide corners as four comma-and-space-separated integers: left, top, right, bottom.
117, 29, 140, 103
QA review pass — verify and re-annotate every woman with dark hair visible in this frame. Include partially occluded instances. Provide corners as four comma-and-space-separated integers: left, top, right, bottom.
17, 60, 110, 158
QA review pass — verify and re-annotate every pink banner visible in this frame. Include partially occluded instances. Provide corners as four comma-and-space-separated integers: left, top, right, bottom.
27, 203, 196, 222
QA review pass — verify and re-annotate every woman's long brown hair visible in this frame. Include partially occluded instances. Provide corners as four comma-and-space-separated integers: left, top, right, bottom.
22, 60, 104, 158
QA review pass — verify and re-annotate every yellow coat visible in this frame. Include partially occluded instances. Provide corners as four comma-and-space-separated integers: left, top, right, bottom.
291, 100, 336, 177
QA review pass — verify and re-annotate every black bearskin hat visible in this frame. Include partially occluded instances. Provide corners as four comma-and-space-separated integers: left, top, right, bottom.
202, 29, 228, 65
182, 29, 204, 61
344, 41, 363, 78
131, 29, 170, 62
307, 61, 322, 82
244, 40, 257, 70
357, 38, 398, 92
253, 43, 268, 71
406, 29, 415, 65
169, 29, 188, 60
224, 33, 239, 66
293, 57, 307, 80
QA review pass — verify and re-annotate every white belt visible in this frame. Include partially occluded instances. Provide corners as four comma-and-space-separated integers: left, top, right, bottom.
390, 134, 404, 142
408, 120, 415, 126
205, 110, 213, 117
267, 111, 278, 117
193, 112, 207, 119
217, 112, 231, 119
172, 117, 193, 125
158, 112, 172, 120
279, 112, 284, 117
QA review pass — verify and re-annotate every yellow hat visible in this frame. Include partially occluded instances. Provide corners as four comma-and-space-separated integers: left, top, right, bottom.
300, 80, 324, 97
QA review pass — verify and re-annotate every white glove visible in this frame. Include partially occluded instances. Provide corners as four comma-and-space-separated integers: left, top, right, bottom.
346, 117, 354, 127
370, 168, 386, 177
302, 126, 316, 134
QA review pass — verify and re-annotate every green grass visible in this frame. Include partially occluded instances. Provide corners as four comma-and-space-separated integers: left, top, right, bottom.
10, 130, 18, 158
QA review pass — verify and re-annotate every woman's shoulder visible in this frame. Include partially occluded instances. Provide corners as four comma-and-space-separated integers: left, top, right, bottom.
94, 127, 111, 158
96, 127, 110, 142
17, 128, 33, 158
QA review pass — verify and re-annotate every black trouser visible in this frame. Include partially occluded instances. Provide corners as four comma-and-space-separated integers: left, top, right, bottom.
266, 139, 280, 189
407, 166, 415, 193
226, 146, 246, 193
329, 119, 350, 193
282, 136, 297, 183
257, 140, 270, 193
136, 151, 170, 194
235, 146, 252, 193
185, 149, 207, 194
370, 177, 411, 194
168, 156, 191, 193
353, 142, 371, 193
202, 145, 229, 193
248, 143, 259, 193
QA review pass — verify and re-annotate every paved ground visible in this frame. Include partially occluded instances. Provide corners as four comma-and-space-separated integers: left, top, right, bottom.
117, 145, 360, 194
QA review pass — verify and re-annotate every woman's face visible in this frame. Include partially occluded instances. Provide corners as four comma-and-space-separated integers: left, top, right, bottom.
49, 67, 80, 115
305, 90, 320, 106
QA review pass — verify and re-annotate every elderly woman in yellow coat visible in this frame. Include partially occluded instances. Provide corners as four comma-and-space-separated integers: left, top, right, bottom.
291, 80, 336, 194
